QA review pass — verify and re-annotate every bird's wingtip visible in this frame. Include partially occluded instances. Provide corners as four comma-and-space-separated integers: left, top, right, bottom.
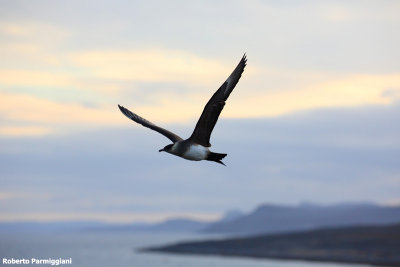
242, 53, 247, 65
118, 104, 127, 114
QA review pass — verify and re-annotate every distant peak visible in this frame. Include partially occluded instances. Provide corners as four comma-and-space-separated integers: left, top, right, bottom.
220, 210, 243, 222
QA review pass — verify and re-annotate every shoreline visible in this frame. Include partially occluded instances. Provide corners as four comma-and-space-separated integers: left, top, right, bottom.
142, 224, 400, 266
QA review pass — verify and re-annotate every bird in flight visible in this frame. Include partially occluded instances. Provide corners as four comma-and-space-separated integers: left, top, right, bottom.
118, 54, 247, 165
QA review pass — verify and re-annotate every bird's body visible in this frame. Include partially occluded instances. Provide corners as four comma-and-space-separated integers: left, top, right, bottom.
169, 141, 209, 161
182, 145, 209, 161
118, 54, 247, 165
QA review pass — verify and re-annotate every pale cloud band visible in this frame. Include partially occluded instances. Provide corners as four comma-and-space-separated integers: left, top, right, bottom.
0, 211, 220, 223
1, 31, 400, 136
1, 2, 400, 137
1, 64, 399, 137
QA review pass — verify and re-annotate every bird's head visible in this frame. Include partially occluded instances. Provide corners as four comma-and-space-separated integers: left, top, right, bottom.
159, 144, 173, 153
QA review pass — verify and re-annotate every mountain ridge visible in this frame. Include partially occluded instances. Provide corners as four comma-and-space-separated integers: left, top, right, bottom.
202, 202, 400, 235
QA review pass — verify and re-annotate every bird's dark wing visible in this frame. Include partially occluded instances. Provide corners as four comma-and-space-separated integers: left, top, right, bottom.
118, 105, 183, 143
189, 54, 247, 147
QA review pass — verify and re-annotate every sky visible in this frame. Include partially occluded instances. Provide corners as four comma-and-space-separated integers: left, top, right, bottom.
1, 0, 400, 223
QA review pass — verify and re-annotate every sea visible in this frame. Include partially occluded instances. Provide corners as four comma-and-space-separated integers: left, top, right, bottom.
0, 232, 369, 267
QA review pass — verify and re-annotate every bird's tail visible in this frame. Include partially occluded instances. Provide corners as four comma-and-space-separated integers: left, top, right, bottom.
206, 152, 227, 166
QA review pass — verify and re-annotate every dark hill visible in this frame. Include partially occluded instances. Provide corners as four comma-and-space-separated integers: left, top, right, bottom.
143, 223, 400, 266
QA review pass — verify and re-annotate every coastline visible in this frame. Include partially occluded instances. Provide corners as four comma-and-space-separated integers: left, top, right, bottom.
142, 224, 400, 266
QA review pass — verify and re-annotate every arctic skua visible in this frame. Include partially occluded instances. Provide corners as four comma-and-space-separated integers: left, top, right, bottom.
118, 54, 247, 165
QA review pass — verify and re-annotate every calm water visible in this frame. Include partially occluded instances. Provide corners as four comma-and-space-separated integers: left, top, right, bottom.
0, 232, 369, 267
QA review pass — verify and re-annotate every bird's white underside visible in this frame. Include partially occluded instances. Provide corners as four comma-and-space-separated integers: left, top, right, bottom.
172, 143, 209, 161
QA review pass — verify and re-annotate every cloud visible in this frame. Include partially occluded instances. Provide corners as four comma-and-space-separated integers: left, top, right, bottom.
228, 72, 400, 118
1, 8, 399, 135
0, 126, 50, 137
382, 88, 400, 100
0, 92, 122, 135
69, 49, 232, 85
0, 21, 69, 41
2, 42, 400, 137
0, 70, 74, 87
0, 211, 220, 223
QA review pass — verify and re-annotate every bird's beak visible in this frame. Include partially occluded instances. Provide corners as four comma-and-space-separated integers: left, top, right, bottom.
159, 149, 164, 152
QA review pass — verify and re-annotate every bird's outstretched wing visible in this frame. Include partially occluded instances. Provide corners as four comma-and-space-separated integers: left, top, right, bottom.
189, 54, 247, 147
118, 105, 183, 143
